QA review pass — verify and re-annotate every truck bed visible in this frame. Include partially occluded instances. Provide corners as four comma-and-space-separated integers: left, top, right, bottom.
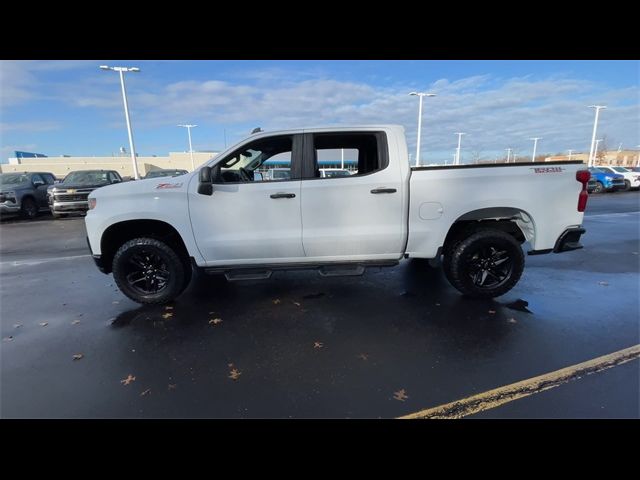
406, 161, 586, 258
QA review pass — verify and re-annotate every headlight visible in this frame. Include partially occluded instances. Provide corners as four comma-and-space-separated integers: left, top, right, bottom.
88, 198, 97, 210
604, 176, 612, 181
0, 191, 16, 203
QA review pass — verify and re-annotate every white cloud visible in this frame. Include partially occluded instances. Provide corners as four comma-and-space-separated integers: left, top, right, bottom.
0, 121, 61, 133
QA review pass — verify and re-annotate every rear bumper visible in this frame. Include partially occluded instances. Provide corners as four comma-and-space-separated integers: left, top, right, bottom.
553, 227, 586, 253
528, 227, 586, 255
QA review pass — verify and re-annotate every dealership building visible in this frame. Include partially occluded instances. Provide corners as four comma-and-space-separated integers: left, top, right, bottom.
0, 151, 218, 179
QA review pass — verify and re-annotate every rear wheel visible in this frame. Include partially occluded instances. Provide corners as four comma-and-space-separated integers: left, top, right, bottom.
443, 229, 524, 298
623, 180, 631, 191
21, 198, 38, 219
112, 237, 186, 304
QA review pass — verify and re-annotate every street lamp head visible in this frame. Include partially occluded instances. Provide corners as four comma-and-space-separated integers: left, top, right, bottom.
99, 65, 111, 70
409, 92, 436, 97
425, 93, 436, 97
409, 92, 418, 96
588, 105, 607, 109
129, 67, 140, 73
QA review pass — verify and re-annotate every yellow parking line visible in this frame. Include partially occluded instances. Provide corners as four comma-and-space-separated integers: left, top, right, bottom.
399, 344, 640, 419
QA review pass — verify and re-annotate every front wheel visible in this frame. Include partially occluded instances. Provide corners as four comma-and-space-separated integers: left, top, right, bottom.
112, 237, 187, 304
594, 181, 604, 193
443, 229, 524, 299
21, 198, 39, 219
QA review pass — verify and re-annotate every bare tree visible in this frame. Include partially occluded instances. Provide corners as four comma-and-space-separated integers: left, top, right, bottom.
597, 134, 613, 164
470, 146, 483, 164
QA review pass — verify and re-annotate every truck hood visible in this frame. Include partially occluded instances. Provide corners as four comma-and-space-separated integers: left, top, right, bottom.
0, 182, 31, 193
88, 176, 192, 198
51, 183, 111, 191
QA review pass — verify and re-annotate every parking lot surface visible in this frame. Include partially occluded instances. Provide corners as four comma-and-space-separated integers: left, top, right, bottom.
1, 192, 639, 418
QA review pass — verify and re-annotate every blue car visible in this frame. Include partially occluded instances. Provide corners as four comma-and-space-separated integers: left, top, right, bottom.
588, 167, 626, 193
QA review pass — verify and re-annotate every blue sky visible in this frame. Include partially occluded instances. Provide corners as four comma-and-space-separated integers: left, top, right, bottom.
1, 60, 638, 163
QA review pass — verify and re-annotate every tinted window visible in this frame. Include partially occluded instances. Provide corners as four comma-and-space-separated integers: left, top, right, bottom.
217, 135, 294, 183
41, 173, 56, 185
31, 174, 44, 184
309, 133, 386, 179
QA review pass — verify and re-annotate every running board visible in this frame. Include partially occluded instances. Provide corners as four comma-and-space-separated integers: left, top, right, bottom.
224, 269, 273, 281
318, 265, 365, 277
203, 259, 399, 280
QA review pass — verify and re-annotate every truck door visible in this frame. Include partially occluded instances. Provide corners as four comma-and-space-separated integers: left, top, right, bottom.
30, 173, 49, 207
299, 131, 405, 261
189, 134, 306, 265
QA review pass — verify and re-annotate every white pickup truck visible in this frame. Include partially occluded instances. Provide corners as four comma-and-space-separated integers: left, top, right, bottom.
85, 125, 590, 304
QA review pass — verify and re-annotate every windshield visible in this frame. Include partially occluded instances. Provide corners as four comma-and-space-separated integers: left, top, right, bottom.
63, 171, 110, 185
612, 167, 629, 173
0, 173, 30, 185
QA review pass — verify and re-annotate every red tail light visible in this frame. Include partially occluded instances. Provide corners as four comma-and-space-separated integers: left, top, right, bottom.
576, 170, 590, 212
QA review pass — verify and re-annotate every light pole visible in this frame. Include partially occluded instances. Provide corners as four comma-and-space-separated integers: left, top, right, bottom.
505, 148, 512, 163
588, 105, 607, 167
341, 148, 344, 169
636, 145, 640, 168
568, 149, 574, 162
409, 92, 436, 166
178, 124, 198, 171
594, 139, 603, 165
454, 132, 466, 165
530, 137, 542, 162
99, 65, 141, 180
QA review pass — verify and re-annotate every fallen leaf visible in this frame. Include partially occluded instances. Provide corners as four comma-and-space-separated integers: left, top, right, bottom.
209, 311, 215, 314
272, 299, 281, 305
13, 324, 22, 329
435, 303, 441, 306
393, 389, 409, 402
72, 353, 84, 361
168, 384, 177, 390
209, 318, 223, 325
227, 363, 234, 368
162, 312, 173, 319
507, 318, 517, 324
140, 388, 151, 397
165, 306, 174, 310
314, 341, 324, 349
303, 292, 325, 299
504, 299, 532, 313
228, 368, 242, 380
39, 322, 48, 327
292, 301, 301, 307
120, 374, 136, 386
357, 353, 369, 361
3, 336, 13, 342
71, 320, 81, 325
598, 281, 609, 286
488, 309, 496, 314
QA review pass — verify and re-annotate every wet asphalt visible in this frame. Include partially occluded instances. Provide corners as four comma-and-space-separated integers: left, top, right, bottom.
1, 192, 639, 418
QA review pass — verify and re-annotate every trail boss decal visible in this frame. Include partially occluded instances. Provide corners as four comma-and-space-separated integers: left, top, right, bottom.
530, 167, 565, 174
156, 182, 183, 189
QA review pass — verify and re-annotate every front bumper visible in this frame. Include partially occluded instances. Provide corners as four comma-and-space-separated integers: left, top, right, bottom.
86, 236, 108, 273
0, 203, 21, 215
51, 201, 89, 213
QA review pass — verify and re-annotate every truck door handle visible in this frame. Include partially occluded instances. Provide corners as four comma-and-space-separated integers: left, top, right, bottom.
270, 192, 296, 199
370, 188, 397, 194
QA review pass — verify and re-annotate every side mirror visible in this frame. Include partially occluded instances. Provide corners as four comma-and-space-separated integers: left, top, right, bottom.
33, 180, 45, 187
198, 166, 216, 195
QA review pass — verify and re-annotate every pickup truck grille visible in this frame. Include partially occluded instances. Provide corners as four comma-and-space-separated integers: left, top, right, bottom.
55, 194, 89, 202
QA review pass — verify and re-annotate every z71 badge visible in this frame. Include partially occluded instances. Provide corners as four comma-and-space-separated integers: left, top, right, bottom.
156, 182, 183, 189
530, 167, 565, 173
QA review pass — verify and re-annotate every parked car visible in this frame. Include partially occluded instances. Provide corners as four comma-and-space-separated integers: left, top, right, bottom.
86, 125, 590, 305
0, 172, 56, 219
320, 168, 352, 178
144, 169, 189, 179
595, 166, 640, 190
265, 168, 291, 181
48, 170, 122, 218
628, 167, 640, 174
587, 167, 626, 193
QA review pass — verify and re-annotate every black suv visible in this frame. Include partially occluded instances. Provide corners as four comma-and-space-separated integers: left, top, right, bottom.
48, 170, 122, 218
0, 171, 57, 219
